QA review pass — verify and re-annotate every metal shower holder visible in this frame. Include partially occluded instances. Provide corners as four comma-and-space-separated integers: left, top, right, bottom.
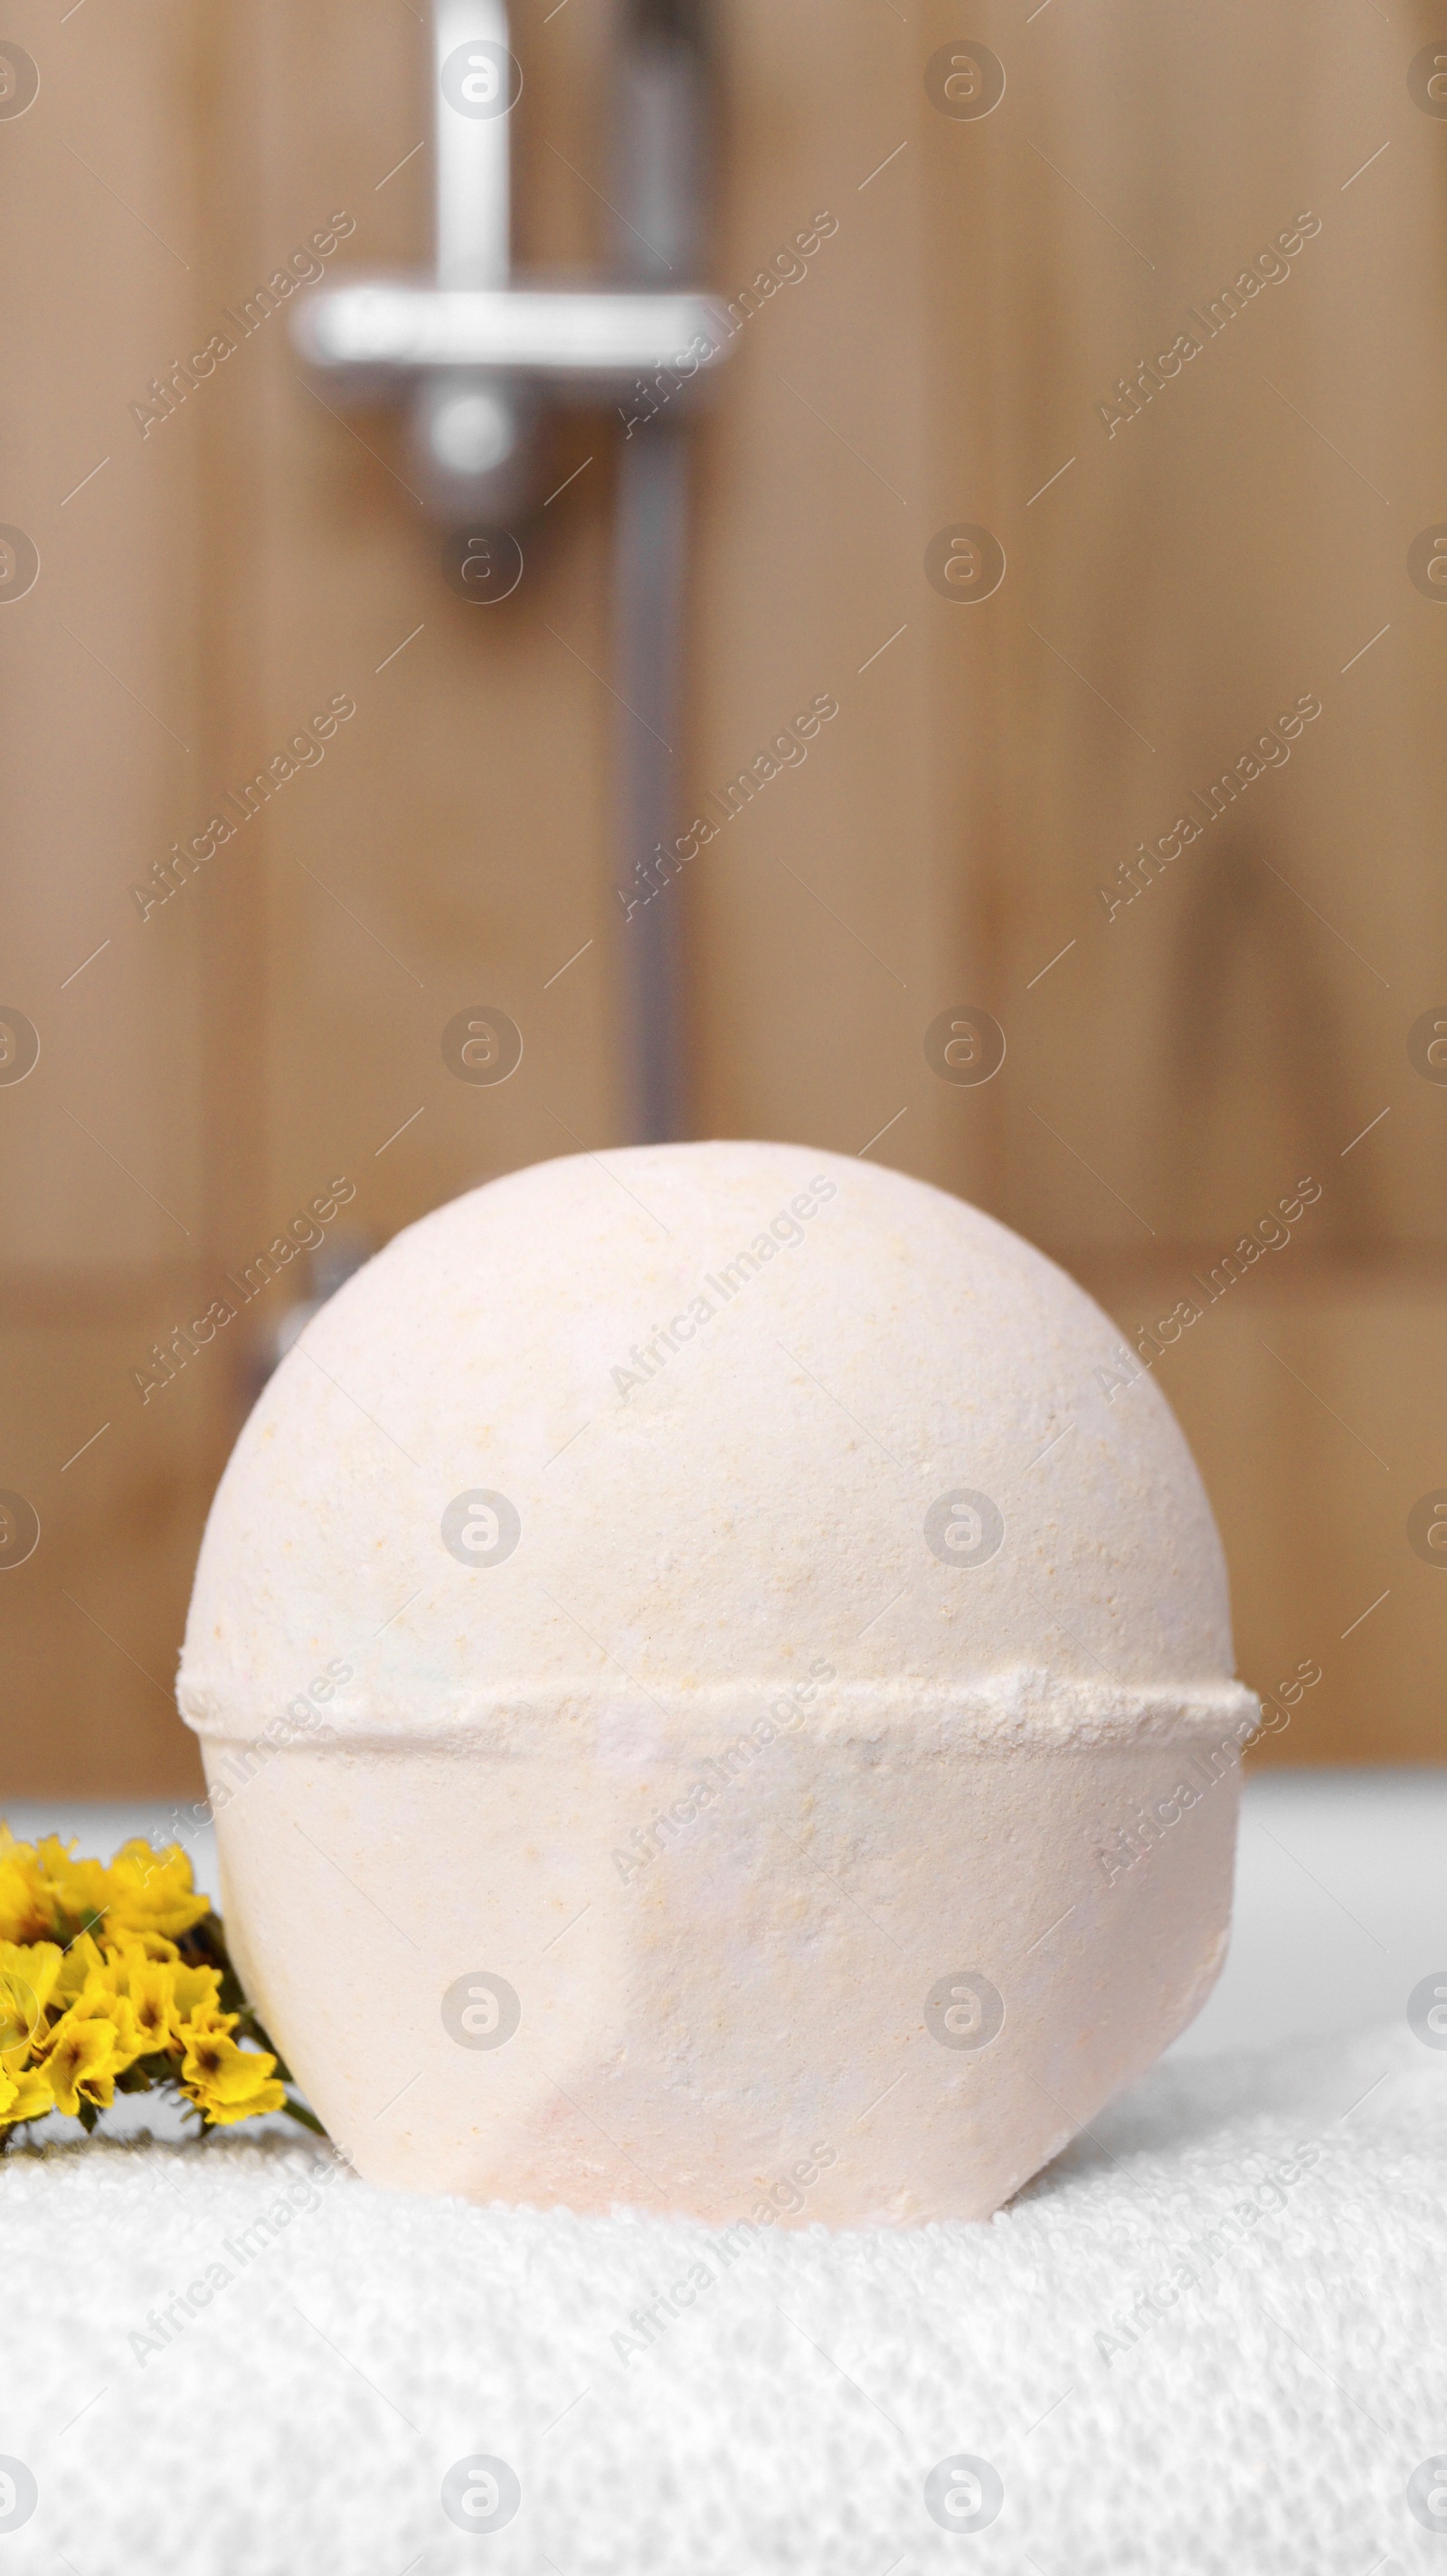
290, 0, 729, 531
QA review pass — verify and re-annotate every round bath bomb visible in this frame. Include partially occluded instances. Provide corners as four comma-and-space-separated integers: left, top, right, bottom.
179, 1141, 1254, 2223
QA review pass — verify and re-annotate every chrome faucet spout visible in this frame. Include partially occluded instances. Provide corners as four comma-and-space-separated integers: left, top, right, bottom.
433, 0, 512, 288
421, 0, 525, 505
292, 0, 727, 512
289, 0, 732, 1144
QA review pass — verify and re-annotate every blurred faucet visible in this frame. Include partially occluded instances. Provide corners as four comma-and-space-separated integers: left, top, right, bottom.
290, 0, 728, 1140
610, 0, 714, 1138
434, 0, 512, 287
412, 0, 537, 519
292, 0, 728, 529
250, 1231, 374, 1406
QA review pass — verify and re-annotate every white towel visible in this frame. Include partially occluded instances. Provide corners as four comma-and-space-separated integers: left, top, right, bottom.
2, 2018, 1443, 2574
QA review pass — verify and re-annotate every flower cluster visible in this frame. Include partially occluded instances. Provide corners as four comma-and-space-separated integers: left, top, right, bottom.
0, 1825, 317, 2142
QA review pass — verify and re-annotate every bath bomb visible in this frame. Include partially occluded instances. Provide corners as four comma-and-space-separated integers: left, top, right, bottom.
178, 1141, 1254, 2224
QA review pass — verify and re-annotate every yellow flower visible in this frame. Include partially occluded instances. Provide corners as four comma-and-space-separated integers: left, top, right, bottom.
52, 1930, 109, 2007
84, 1987, 145, 2070
0, 1826, 299, 2137
104, 1839, 210, 1940
179, 2026, 286, 2126
169, 1958, 226, 2036
0, 1939, 62, 2062
0, 1828, 52, 1944
106, 1942, 178, 2056
0, 2060, 53, 2128
42, 2003, 131, 2116
0, 1828, 208, 1948
31, 1835, 110, 1939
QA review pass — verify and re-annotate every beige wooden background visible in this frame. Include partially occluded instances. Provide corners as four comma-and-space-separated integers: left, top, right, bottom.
0, 0, 1442, 1794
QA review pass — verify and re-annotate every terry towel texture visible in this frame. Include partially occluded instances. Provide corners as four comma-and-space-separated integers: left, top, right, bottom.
2, 2020, 1443, 2574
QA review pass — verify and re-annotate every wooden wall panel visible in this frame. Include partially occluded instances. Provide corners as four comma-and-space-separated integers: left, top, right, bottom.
1073, 1255, 1443, 1763
245, 2, 624, 1242
918, 0, 1447, 1760
690, 1, 952, 1177
2, 0, 1442, 1792
0, 0, 222, 1791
